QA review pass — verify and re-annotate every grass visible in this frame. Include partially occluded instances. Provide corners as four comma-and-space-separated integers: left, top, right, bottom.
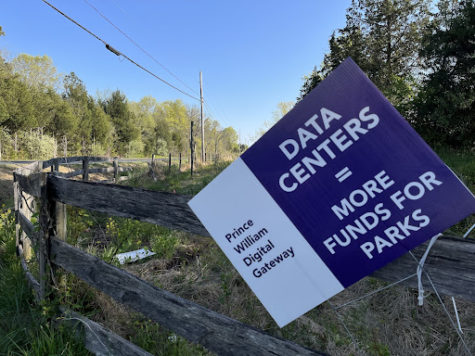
0, 207, 90, 355
435, 147, 475, 236
1, 147, 474, 355
61, 153, 475, 355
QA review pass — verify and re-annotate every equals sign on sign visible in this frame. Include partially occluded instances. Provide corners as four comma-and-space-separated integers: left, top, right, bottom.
335, 167, 352, 183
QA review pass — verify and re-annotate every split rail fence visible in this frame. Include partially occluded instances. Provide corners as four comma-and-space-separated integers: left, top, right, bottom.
13, 156, 475, 355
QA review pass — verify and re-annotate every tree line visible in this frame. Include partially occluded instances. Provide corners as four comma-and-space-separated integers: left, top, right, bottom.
298, 0, 474, 149
0, 28, 240, 160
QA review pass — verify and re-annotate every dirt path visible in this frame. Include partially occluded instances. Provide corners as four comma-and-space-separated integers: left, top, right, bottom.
0, 165, 15, 206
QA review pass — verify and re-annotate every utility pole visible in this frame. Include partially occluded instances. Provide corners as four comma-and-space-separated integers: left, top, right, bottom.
190, 120, 194, 177
200, 71, 205, 162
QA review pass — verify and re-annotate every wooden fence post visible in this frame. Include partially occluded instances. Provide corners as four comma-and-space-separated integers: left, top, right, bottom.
16, 178, 35, 261
83, 157, 89, 181
52, 161, 67, 241
168, 153, 172, 172
39, 173, 51, 300
113, 157, 119, 183
179, 153, 182, 171
13, 179, 20, 252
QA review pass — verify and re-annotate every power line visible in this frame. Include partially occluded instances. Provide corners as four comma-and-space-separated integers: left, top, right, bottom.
40, 0, 200, 101
82, 0, 199, 96
83, 1, 235, 133
80, 0, 235, 135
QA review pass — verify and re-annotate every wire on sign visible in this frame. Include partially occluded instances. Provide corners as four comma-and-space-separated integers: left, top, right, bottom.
40, 0, 200, 101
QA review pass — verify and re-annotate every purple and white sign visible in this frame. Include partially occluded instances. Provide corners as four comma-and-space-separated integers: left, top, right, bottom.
188, 58, 475, 327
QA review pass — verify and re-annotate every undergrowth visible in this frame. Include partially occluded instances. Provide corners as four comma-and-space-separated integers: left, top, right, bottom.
435, 147, 475, 236
2, 148, 474, 355
62, 154, 475, 355
0, 207, 90, 355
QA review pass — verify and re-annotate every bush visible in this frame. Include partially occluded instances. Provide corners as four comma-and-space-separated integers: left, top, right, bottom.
18, 130, 56, 159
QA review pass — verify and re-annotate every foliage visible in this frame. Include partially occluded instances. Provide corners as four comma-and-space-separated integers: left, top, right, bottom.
154, 137, 168, 156
0, 43, 239, 159
298, 0, 473, 149
150, 230, 178, 259
11, 53, 61, 90
299, 0, 431, 114
413, 0, 475, 148
0, 207, 90, 355
101, 90, 138, 155
253, 101, 294, 141
18, 129, 57, 159
298, 67, 323, 102
127, 138, 145, 157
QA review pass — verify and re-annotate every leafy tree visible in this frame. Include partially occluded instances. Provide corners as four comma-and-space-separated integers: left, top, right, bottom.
129, 96, 158, 155
11, 54, 60, 90
18, 130, 56, 159
298, 67, 324, 102
154, 100, 189, 154
0, 71, 36, 132
46, 93, 76, 140
413, 0, 475, 148
62, 72, 113, 154
102, 90, 138, 155
153, 118, 171, 155
253, 101, 294, 141
299, 0, 431, 115
272, 101, 294, 122
90, 103, 114, 148
62, 72, 90, 151
204, 118, 220, 158
220, 127, 239, 153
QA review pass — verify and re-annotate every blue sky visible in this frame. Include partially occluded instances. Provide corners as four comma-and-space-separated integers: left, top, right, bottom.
0, 0, 351, 143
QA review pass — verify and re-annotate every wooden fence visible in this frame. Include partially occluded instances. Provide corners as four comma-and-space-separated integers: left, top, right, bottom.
13, 156, 475, 355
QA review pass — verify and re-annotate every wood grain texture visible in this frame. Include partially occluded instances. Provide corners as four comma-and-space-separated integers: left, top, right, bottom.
47, 175, 210, 237
42, 156, 111, 169
55, 202, 67, 240
56, 167, 132, 179
113, 157, 119, 182
82, 158, 89, 181
50, 238, 324, 356
18, 244, 40, 300
59, 308, 153, 356
58, 169, 83, 179
89, 166, 132, 175
13, 172, 42, 197
17, 211, 38, 244
372, 235, 475, 301
46, 174, 475, 301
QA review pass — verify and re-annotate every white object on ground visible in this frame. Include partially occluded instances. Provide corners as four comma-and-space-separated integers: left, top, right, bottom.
115, 248, 155, 265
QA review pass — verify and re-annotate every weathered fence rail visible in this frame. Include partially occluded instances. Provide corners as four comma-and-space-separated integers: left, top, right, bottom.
13, 156, 475, 355
48, 175, 208, 236
59, 307, 154, 356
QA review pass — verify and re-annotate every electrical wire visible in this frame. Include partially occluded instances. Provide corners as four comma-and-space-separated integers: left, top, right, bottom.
82, 0, 199, 96
82, 0, 237, 136
40, 0, 200, 101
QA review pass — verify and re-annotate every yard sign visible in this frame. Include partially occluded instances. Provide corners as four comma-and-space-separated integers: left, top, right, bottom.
188, 58, 475, 327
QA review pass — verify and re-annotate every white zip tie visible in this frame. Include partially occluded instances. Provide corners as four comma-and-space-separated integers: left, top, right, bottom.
451, 297, 463, 334
408, 250, 471, 354
417, 234, 441, 306
463, 223, 475, 238
424, 270, 471, 354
